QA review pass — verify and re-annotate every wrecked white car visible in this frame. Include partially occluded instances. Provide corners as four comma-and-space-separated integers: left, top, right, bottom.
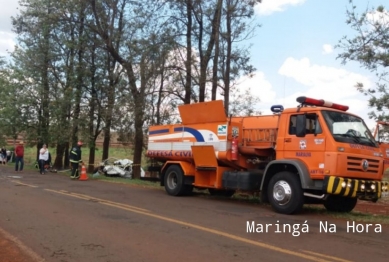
97, 158, 145, 178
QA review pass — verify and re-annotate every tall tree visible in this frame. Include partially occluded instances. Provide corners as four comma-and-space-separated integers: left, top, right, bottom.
0, 59, 27, 147
337, 1, 389, 121
219, 0, 260, 114
163, 0, 195, 105
193, 0, 223, 102
11, 0, 111, 170
89, 0, 174, 178
11, 0, 59, 155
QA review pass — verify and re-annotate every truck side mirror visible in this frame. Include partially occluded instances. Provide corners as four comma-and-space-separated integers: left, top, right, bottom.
296, 114, 306, 137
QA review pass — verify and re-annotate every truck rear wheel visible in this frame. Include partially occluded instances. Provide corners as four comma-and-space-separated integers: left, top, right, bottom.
323, 195, 357, 212
164, 165, 188, 196
267, 171, 304, 214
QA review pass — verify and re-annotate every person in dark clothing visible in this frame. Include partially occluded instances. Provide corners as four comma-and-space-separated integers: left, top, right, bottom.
69, 141, 83, 179
0, 147, 6, 165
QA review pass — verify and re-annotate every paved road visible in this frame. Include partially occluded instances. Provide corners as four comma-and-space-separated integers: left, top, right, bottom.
0, 167, 388, 262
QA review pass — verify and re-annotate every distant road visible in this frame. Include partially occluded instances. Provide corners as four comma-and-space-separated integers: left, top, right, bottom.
0, 167, 388, 262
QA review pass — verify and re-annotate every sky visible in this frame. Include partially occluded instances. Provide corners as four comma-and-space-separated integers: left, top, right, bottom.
240, 0, 386, 129
0, 0, 386, 129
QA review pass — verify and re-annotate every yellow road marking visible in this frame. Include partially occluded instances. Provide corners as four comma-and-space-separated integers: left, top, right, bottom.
66, 191, 149, 212
46, 188, 337, 262
302, 250, 353, 262
11, 181, 38, 188
2, 178, 353, 261
45, 189, 149, 212
100, 202, 333, 261
45, 189, 91, 200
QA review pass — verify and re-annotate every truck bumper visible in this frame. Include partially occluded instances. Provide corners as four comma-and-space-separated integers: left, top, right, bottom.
323, 176, 389, 201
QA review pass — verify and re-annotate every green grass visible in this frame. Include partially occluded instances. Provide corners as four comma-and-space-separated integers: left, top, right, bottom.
48, 166, 161, 188
195, 190, 389, 224
303, 205, 389, 224
92, 175, 161, 187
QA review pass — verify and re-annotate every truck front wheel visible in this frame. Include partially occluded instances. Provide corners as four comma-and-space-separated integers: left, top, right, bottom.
323, 195, 357, 212
267, 171, 304, 214
164, 165, 187, 196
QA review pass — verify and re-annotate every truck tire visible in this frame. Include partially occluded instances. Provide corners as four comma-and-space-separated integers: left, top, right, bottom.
323, 195, 357, 212
267, 171, 304, 214
164, 165, 187, 196
208, 188, 235, 197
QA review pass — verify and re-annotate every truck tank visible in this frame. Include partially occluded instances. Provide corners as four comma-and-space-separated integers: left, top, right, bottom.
147, 100, 281, 170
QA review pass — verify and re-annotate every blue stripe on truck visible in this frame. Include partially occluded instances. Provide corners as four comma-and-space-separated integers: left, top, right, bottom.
174, 127, 205, 142
149, 129, 170, 135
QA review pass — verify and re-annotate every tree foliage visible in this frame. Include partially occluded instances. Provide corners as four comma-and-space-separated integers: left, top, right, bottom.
337, 1, 389, 121
0, 0, 263, 175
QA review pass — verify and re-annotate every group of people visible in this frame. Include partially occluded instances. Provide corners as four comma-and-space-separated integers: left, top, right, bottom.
11, 140, 83, 178
0, 142, 25, 171
38, 141, 83, 178
3, 141, 46, 173
37, 141, 83, 177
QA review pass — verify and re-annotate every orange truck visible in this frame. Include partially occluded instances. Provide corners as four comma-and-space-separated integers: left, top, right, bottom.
146, 97, 389, 214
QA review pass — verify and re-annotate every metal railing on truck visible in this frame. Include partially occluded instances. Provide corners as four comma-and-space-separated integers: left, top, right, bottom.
241, 128, 277, 148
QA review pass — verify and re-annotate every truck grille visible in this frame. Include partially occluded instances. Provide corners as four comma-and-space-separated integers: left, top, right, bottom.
347, 156, 380, 174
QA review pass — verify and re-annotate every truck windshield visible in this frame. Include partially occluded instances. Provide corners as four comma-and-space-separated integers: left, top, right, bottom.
322, 110, 378, 148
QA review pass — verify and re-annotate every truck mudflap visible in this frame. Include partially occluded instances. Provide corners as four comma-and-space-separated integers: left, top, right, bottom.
323, 176, 389, 200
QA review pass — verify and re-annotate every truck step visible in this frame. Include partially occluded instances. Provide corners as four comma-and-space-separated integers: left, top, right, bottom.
196, 166, 217, 171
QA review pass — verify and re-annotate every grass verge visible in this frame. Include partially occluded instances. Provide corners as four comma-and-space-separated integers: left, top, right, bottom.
303, 205, 389, 224
197, 191, 389, 224
92, 175, 161, 188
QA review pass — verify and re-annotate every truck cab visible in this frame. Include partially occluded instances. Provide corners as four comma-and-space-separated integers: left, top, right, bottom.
262, 98, 385, 213
278, 105, 382, 182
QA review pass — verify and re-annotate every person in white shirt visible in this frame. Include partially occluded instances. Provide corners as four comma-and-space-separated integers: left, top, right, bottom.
39, 144, 49, 175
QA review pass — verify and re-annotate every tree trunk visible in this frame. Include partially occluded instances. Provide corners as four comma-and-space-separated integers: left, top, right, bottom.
224, 0, 232, 115
88, 141, 96, 173
197, 0, 223, 102
211, 5, 221, 101
102, 129, 111, 160
156, 67, 164, 125
184, 0, 192, 104
54, 143, 66, 169
88, 51, 96, 172
132, 100, 144, 179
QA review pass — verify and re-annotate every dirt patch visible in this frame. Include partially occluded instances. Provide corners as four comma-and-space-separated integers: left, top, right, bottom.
354, 199, 389, 216
0, 229, 41, 262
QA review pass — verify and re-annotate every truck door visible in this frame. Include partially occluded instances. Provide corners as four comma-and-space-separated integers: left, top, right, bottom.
284, 113, 326, 178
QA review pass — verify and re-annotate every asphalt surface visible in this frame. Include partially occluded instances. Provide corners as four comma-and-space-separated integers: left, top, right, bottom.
0, 166, 388, 262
